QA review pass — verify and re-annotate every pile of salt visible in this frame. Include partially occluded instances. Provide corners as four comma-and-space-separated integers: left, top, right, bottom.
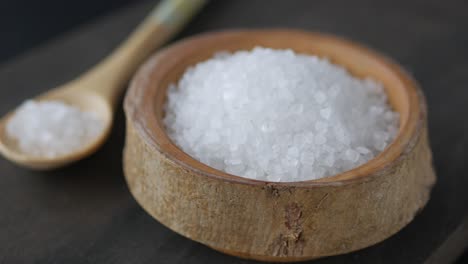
6, 100, 104, 158
164, 47, 399, 182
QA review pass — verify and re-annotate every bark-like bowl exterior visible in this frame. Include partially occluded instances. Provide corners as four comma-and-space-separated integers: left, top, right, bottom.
123, 30, 436, 262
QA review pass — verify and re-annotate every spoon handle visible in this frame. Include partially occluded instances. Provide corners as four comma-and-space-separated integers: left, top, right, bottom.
77, 0, 206, 107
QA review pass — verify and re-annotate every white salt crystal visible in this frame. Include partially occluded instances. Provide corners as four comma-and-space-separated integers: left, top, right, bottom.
370, 106, 384, 116
320, 108, 332, 119
356, 146, 371, 154
313, 167, 326, 179
315, 121, 328, 132
226, 158, 242, 165
287, 147, 300, 158
300, 151, 315, 165
384, 111, 396, 121
293, 104, 304, 114
226, 163, 245, 175
324, 154, 335, 167
315, 134, 327, 145
375, 141, 388, 151
345, 149, 360, 162
267, 174, 282, 182
314, 91, 327, 104
6, 100, 104, 158
245, 169, 258, 179
260, 121, 275, 133
164, 47, 399, 182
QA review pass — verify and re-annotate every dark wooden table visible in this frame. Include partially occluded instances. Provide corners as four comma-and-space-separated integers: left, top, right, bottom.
1, 1, 467, 263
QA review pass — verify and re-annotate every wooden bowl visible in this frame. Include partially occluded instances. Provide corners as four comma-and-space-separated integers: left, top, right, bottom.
123, 29, 436, 262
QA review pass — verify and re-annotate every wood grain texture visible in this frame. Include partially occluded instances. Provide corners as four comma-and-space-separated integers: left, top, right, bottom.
123, 30, 436, 261
0, 1, 467, 263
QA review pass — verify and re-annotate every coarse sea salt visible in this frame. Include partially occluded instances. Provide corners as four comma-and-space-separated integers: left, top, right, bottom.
6, 100, 104, 158
164, 47, 399, 182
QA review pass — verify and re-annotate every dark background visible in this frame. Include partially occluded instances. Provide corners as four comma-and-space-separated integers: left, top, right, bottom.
0, 0, 467, 263
0, 0, 135, 62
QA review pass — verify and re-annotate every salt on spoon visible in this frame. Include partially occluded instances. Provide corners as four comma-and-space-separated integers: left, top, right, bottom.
0, 0, 206, 170
6, 100, 105, 158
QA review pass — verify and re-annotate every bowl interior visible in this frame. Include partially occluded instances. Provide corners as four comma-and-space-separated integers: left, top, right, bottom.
133, 30, 420, 185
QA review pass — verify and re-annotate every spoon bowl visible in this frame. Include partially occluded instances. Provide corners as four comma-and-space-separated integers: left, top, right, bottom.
0, 88, 112, 170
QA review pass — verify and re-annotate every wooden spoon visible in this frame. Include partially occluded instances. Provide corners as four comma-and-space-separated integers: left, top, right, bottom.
0, 0, 206, 170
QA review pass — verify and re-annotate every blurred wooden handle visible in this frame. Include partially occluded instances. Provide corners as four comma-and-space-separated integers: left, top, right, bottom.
78, 0, 206, 106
